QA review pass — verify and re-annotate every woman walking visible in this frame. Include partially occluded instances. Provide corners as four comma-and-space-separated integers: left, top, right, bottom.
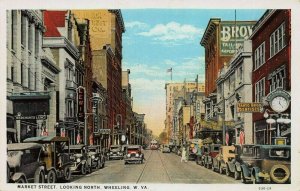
181, 147, 187, 163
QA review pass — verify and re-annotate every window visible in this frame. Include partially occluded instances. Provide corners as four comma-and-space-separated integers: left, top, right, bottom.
11, 66, 14, 81
66, 100, 74, 117
28, 68, 31, 88
269, 67, 286, 92
11, 10, 16, 50
21, 63, 24, 85
28, 23, 33, 52
21, 15, 26, 46
34, 72, 36, 90
34, 28, 39, 56
254, 42, 265, 70
237, 66, 243, 84
270, 22, 286, 57
255, 78, 265, 102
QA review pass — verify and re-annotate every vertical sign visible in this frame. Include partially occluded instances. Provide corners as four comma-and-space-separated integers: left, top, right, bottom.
77, 86, 85, 122
93, 99, 99, 133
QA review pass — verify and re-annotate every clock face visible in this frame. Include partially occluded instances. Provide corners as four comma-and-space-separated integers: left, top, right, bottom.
270, 96, 289, 113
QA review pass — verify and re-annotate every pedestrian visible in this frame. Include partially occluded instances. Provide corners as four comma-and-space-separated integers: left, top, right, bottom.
181, 147, 187, 163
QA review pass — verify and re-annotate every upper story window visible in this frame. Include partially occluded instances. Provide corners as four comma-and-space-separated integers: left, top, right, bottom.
11, 10, 16, 51
34, 27, 39, 56
28, 23, 33, 52
270, 22, 286, 58
269, 66, 286, 92
21, 14, 26, 47
255, 77, 265, 102
254, 42, 265, 70
237, 65, 243, 84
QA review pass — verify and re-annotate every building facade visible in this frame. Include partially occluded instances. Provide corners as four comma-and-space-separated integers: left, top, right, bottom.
73, 10, 125, 145
6, 10, 51, 143
43, 10, 81, 145
165, 82, 205, 143
200, 19, 256, 124
251, 10, 291, 145
216, 40, 253, 145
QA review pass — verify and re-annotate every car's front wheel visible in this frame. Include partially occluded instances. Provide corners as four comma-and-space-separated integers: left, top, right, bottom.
234, 170, 241, 180
34, 169, 45, 183
47, 170, 56, 183
16, 177, 26, 183
63, 166, 72, 182
81, 164, 87, 175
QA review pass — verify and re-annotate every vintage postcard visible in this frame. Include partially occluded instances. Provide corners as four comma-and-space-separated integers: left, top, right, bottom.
1, 0, 300, 191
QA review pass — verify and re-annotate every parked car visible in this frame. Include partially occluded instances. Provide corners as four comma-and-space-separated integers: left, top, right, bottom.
236, 144, 291, 184
204, 144, 221, 169
7, 143, 46, 183
188, 144, 198, 161
23, 136, 73, 183
107, 145, 124, 160
124, 145, 144, 164
196, 145, 209, 166
162, 145, 171, 153
211, 145, 236, 175
225, 145, 243, 179
88, 145, 105, 169
69, 144, 92, 175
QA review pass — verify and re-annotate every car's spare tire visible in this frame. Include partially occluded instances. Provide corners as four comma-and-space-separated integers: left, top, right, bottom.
270, 164, 290, 183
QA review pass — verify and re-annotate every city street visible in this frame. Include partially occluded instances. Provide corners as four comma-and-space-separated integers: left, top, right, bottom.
72, 150, 240, 184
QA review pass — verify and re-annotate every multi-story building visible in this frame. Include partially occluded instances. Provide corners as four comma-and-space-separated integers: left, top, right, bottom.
73, 18, 94, 145
165, 82, 204, 143
73, 10, 125, 145
6, 10, 54, 143
200, 18, 256, 125
43, 10, 81, 145
216, 40, 253, 145
122, 69, 134, 144
251, 10, 291, 145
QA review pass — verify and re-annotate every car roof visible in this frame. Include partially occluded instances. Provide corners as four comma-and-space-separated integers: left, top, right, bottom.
23, 136, 69, 143
7, 143, 43, 150
69, 144, 85, 149
127, 145, 141, 149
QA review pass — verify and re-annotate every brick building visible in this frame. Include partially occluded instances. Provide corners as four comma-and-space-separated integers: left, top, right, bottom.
251, 10, 291, 145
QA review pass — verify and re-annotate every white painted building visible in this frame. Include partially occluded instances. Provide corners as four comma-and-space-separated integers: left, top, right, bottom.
216, 40, 253, 145
6, 10, 55, 143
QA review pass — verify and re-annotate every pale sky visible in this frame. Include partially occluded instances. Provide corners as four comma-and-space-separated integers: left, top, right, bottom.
122, 9, 265, 136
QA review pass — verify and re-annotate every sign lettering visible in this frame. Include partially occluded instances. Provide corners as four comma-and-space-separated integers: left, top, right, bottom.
77, 87, 85, 122
220, 21, 256, 56
237, 102, 263, 113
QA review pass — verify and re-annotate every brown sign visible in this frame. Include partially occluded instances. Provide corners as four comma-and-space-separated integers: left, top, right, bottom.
237, 102, 262, 113
77, 87, 85, 122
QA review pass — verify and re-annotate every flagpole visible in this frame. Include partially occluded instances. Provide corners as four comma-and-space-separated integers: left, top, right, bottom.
171, 69, 173, 82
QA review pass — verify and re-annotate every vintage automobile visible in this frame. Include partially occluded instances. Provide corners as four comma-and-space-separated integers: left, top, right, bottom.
23, 136, 73, 183
88, 145, 105, 169
211, 145, 236, 175
236, 144, 291, 184
7, 143, 46, 183
196, 145, 209, 166
69, 144, 92, 175
162, 144, 171, 153
204, 144, 221, 169
107, 145, 124, 160
124, 145, 144, 164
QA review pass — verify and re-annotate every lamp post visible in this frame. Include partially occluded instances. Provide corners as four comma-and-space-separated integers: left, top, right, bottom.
264, 109, 291, 144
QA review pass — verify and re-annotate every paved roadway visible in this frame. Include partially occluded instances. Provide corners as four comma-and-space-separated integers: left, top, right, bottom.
72, 149, 240, 184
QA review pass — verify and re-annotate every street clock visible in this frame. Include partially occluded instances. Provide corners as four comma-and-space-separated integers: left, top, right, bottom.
270, 96, 290, 113
266, 88, 291, 113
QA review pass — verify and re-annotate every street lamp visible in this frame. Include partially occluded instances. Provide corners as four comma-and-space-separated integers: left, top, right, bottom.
264, 109, 291, 144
